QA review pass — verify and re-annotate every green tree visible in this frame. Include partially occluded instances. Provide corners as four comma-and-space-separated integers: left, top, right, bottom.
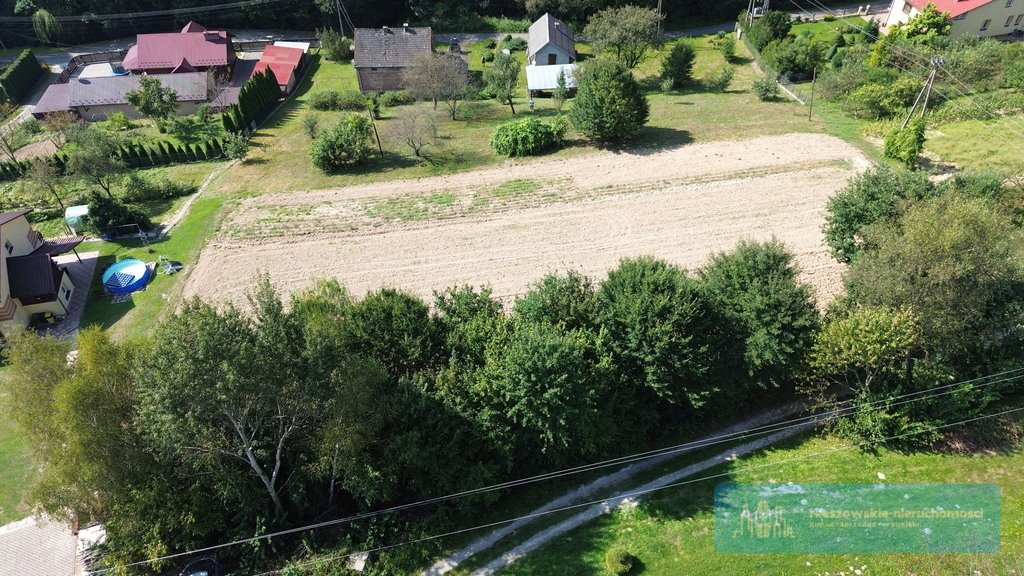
337, 288, 442, 379
223, 131, 251, 160
584, 5, 663, 69
570, 59, 649, 143
823, 165, 934, 262
485, 53, 521, 115
317, 28, 353, 61
661, 41, 697, 87
888, 3, 952, 44
87, 190, 153, 232
700, 240, 820, 391
64, 126, 125, 197
553, 68, 569, 113
845, 195, 1024, 372
748, 10, 793, 51
884, 117, 926, 169
125, 76, 179, 123
597, 257, 740, 428
310, 114, 374, 172
513, 270, 598, 332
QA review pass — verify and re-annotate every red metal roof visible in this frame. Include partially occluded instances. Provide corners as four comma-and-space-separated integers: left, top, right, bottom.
905, 0, 994, 18
251, 45, 304, 86
122, 22, 234, 71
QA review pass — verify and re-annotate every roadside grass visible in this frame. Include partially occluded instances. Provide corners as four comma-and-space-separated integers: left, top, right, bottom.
925, 116, 1024, 173
790, 15, 868, 43
0, 389, 34, 525
495, 398, 1024, 576
219, 37, 827, 197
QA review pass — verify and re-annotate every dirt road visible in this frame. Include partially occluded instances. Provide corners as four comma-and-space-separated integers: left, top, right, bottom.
184, 133, 868, 305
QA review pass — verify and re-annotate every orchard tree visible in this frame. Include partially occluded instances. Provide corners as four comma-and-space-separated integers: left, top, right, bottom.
485, 53, 521, 115
383, 107, 439, 159
404, 53, 472, 119
125, 76, 179, 123
25, 158, 68, 211
310, 114, 373, 172
65, 126, 125, 197
41, 110, 79, 148
700, 240, 819, 391
584, 5, 663, 69
570, 59, 649, 143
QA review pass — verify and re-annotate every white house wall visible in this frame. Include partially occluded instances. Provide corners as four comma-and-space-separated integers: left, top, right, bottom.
529, 44, 575, 66
886, 0, 1024, 37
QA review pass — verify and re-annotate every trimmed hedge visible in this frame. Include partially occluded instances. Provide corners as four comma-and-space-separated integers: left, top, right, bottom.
308, 89, 367, 111
113, 137, 225, 169
222, 68, 281, 133
0, 50, 42, 104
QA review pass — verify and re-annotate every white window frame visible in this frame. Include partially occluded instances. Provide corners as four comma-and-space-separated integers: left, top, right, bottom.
981, 18, 991, 30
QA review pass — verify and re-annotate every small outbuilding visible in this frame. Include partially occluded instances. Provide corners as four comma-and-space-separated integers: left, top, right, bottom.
527, 13, 576, 66
525, 63, 576, 95
252, 44, 305, 94
353, 25, 433, 92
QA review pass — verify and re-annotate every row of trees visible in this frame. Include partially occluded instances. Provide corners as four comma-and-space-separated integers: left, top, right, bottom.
6, 239, 820, 573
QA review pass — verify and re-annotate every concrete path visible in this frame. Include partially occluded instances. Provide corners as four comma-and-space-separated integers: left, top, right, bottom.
467, 421, 817, 575
423, 403, 807, 575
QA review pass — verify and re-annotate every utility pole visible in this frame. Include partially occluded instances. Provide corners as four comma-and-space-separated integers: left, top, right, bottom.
808, 67, 816, 120
902, 58, 941, 128
657, 0, 663, 35
334, 0, 345, 35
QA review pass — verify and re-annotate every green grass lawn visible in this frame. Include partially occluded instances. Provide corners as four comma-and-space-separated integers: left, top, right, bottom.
221, 37, 828, 196
495, 400, 1024, 576
926, 116, 1024, 173
790, 15, 870, 43
0, 389, 34, 525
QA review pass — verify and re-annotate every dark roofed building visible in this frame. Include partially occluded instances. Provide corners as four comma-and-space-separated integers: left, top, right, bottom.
528, 13, 576, 66
68, 72, 208, 121
353, 25, 433, 92
122, 21, 236, 75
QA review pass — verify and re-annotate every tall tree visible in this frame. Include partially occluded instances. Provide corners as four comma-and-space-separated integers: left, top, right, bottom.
485, 53, 521, 115
25, 158, 68, 211
405, 53, 473, 120
64, 127, 125, 197
584, 5, 663, 69
125, 76, 179, 123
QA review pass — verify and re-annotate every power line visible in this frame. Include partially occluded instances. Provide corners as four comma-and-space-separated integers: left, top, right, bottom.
257, 401, 1024, 576
92, 366, 1024, 572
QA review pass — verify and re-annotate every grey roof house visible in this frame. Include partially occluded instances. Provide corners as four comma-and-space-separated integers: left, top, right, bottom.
528, 13, 576, 66
353, 25, 434, 92
33, 72, 211, 121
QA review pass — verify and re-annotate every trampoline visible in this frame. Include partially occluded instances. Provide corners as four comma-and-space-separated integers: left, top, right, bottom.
102, 258, 153, 294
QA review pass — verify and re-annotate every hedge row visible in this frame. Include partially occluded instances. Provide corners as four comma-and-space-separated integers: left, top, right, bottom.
114, 138, 226, 168
0, 158, 29, 182
0, 50, 43, 104
222, 68, 281, 133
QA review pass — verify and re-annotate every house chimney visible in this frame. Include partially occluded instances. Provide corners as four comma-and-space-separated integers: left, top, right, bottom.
403, 23, 409, 33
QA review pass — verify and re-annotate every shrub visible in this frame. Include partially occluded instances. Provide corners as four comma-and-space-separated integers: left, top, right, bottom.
302, 112, 319, 139
107, 111, 132, 131
481, 50, 495, 63
752, 75, 780, 101
570, 59, 649, 143
701, 65, 735, 92
484, 39, 497, 49
822, 13, 836, 21
1005, 60, 1024, 89
0, 50, 43, 104
318, 28, 353, 61
503, 37, 527, 52
490, 117, 565, 157
661, 78, 675, 92
604, 547, 634, 575
308, 90, 367, 111
844, 83, 889, 118
747, 10, 792, 51
223, 132, 251, 160
661, 41, 697, 85
884, 118, 926, 169
87, 191, 153, 232
122, 172, 198, 202
503, 34, 513, 42
719, 36, 736, 62
310, 114, 374, 173
763, 37, 824, 79
377, 90, 414, 107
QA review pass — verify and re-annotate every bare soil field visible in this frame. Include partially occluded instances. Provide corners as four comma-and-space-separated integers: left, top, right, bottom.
184, 133, 869, 306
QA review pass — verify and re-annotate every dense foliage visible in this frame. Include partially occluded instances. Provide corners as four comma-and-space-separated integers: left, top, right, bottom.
883, 117, 926, 169
0, 49, 43, 103
307, 90, 368, 111
570, 59, 649, 143
221, 69, 280, 133
660, 41, 697, 88
583, 5, 662, 69
489, 116, 565, 157
310, 114, 374, 172
317, 28, 353, 61
125, 76, 179, 122
87, 190, 154, 231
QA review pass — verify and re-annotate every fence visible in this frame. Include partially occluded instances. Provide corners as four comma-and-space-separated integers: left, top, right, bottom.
57, 50, 130, 83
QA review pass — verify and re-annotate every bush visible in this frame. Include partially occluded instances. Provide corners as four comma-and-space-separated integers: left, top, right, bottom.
87, 191, 153, 232
701, 65, 735, 92
318, 28, 353, 61
490, 117, 565, 157
223, 132, 251, 160
503, 37, 527, 52
310, 114, 374, 173
21, 117, 41, 134
719, 36, 737, 62
661, 41, 697, 85
604, 547, 634, 575
822, 13, 836, 21
481, 50, 495, 63
844, 83, 889, 118
301, 112, 319, 139
484, 39, 497, 49
107, 111, 132, 131
752, 75, 780, 101
762, 37, 824, 79
0, 49, 43, 104
1005, 60, 1024, 89
122, 172, 198, 202
308, 90, 367, 111
570, 59, 649, 143
661, 78, 675, 92
377, 90, 414, 107
884, 118, 926, 169
747, 10, 792, 51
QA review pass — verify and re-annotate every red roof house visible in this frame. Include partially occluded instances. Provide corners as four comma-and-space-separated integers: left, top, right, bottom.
885, 0, 1022, 38
121, 21, 236, 75
251, 45, 305, 94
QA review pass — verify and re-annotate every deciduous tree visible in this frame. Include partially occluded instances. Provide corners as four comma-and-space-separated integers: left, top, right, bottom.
584, 5, 662, 69
485, 53, 521, 115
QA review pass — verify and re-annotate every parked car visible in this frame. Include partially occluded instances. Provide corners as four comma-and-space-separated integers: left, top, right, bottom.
179, 557, 220, 576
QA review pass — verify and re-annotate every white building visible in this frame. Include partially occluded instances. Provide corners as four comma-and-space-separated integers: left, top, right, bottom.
885, 0, 1024, 38
527, 13, 577, 66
